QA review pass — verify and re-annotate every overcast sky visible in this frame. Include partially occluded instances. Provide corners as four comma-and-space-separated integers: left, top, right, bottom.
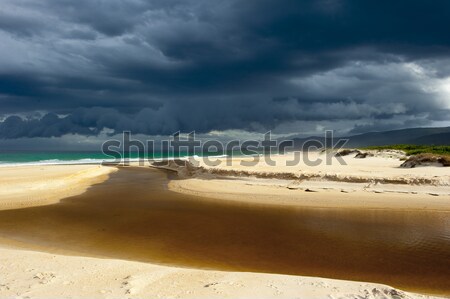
0, 0, 450, 148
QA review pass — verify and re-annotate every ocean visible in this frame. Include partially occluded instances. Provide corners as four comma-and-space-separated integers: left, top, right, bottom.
0, 151, 226, 166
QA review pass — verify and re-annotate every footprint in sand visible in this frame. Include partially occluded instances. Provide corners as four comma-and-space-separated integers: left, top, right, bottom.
33, 272, 56, 285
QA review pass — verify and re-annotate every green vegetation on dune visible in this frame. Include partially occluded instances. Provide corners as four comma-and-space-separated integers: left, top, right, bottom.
363, 145, 450, 156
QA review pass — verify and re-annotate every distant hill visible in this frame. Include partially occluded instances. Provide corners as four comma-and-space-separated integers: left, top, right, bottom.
282, 127, 450, 148
409, 132, 450, 145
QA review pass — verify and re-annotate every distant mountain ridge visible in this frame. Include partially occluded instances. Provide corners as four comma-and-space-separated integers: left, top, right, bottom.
282, 126, 450, 148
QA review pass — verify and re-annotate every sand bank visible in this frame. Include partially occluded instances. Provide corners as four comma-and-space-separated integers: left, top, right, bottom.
0, 164, 117, 211
166, 151, 450, 210
192, 151, 450, 187
170, 177, 450, 210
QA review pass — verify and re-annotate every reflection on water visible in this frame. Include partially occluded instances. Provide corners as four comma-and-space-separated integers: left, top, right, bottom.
0, 168, 449, 295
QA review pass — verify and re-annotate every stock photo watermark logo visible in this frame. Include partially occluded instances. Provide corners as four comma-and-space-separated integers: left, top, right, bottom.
101, 131, 349, 167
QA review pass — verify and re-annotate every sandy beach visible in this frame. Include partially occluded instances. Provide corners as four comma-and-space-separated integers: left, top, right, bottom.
2, 245, 433, 299
0, 152, 449, 299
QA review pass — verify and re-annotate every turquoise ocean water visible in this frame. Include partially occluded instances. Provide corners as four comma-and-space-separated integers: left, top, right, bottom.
0, 151, 228, 166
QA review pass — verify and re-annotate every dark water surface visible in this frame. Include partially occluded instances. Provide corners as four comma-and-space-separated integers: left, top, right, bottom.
0, 168, 449, 295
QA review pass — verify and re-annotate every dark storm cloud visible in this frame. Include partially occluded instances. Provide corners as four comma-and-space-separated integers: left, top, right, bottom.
0, 0, 450, 138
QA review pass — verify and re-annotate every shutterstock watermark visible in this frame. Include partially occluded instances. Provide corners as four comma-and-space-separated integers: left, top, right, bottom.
101, 130, 349, 167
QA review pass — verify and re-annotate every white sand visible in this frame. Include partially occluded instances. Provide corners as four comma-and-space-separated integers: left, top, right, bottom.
0, 246, 440, 299
168, 152, 450, 210
0, 164, 116, 211
194, 151, 450, 187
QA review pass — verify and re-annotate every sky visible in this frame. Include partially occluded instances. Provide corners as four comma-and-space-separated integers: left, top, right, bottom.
0, 0, 450, 149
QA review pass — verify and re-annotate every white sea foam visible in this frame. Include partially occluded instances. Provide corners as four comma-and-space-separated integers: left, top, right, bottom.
0, 155, 229, 167
0, 158, 115, 167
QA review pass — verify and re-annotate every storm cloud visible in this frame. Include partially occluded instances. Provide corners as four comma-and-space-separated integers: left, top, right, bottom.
0, 0, 450, 139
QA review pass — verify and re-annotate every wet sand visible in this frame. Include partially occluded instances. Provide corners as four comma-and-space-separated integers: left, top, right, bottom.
0, 167, 449, 296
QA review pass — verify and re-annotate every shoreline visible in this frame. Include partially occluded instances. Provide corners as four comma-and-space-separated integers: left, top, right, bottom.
0, 158, 449, 298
